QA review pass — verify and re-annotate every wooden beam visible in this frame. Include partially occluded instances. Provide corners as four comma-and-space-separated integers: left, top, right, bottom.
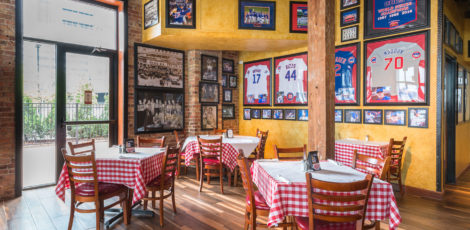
307, 0, 335, 159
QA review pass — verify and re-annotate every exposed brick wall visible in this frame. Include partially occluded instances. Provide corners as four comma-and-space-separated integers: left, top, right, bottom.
0, 0, 17, 200
222, 51, 239, 134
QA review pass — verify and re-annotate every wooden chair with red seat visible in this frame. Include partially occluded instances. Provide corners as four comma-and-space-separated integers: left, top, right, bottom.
274, 144, 307, 161
213, 129, 228, 135
142, 146, 178, 227
198, 136, 231, 194
61, 148, 129, 230
68, 139, 95, 155
387, 137, 407, 194
295, 173, 374, 230
352, 149, 391, 181
136, 136, 166, 148
174, 130, 200, 180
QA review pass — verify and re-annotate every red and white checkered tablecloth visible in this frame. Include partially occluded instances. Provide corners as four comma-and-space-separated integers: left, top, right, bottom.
183, 141, 239, 171
55, 151, 164, 204
335, 140, 389, 168
251, 160, 401, 230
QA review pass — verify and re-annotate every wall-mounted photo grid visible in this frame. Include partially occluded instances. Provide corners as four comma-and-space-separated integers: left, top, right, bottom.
243, 108, 307, 121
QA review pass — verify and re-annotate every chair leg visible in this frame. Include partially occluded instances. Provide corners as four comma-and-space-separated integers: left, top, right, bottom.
95, 201, 102, 230
207, 170, 211, 185
152, 191, 156, 209
234, 167, 238, 187
375, 221, 380, 230
227, 169, 232, 187
196, 158, 200, 180
177, 156, 181, 179
220, 166, 224, 194
199, 163, 204, 192
398, 174, 403, 194
159, 190, 164, 227
122, 194, 130, 225
143, 194, 148, 210
244, 211, 250, 230
171, 187, 177, 214
67, 199, 75, 230
250, 211, 256, 230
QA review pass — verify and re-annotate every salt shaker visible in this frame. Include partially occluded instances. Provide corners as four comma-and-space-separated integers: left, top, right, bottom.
365, 135, 369, 142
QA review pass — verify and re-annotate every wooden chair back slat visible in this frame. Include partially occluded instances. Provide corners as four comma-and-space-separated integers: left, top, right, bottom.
197, 136, 223, 159
274, 144, 306, 161
388, 137, 407, 171
352, 150, 391, 180
213, 129, 227, 135
314, 214, 363, 223
312, 203, 365, 212
161, 146, 179, 180
236, 154, 256, 212
61, 148, 99, 198
68, 140, 95, 156
136, 136, 166, 148
253, 129, 269, 159
312, 193, 366, 202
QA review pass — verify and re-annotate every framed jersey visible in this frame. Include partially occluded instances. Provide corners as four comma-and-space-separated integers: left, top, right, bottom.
274, 52, 308, 106
243, 58, 272, 106
335, 43, 360, 105
364, 31, 429, 106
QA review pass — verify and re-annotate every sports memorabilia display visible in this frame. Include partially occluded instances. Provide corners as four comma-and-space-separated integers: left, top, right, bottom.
408, 108, 427, 128
199, 82, 219, 103
363, 110, 383, 124
284, 109, 296, 120
223, 59, 234, 73
223, 89, 232, 102
365, 0, 429, 38
243, 58, 271, 106
341, 25, 358, 42
297, 109, 308, 121
466, 70, 470, 121
340, 8, 359, 27
273, 109, 284, 120
201, 104, 217, 130
335, 109, 343, 123
344, 109, 361, 123
341, 0, 359, 9
274, 52, 308, 105
222, 74, 228, 88
289, 2, 307, 33
335, 43, 360, 105
230, 75, 238, 88
166, 0, 195, 29
144, 0, 159, 29
384, 110, 406, 126
201, 54, 218, 82
251, 109, 261, 119
262, 109, 272, 119
244, 108, 251, 120
458, 66, 465, 123
239, 0, 276, 30
365, 32, 428, 105
222, 104, 235, 119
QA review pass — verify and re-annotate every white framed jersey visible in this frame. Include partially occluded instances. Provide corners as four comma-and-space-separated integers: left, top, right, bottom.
274, 53, 308, 105
243, 59, 272, 105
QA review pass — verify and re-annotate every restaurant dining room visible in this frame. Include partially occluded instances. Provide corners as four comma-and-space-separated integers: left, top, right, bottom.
3, 0, 470, 229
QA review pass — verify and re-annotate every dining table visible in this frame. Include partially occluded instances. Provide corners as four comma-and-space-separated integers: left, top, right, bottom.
251, 159, 401, 230
335, 139, 390, 169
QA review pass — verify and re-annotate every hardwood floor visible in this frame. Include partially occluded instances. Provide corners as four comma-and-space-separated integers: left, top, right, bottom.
2, 172, 470, 230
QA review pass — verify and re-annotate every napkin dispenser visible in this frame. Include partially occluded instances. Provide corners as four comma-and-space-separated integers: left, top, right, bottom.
304, 151, 321, 171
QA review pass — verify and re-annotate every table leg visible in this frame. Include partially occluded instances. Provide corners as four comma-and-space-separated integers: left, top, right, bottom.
375, 221, 380, 230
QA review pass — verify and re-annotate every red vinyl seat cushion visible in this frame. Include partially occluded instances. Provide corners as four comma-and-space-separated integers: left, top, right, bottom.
75, 182, 125, 197
147, 174, 173, 187
295, 216, 357, 230
246, 191, 270, 210
203, 158, 221, 165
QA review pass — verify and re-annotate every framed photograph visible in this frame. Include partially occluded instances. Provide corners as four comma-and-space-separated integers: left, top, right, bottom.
341, 0, 359, 10
384, 110, 406, 126
251, 109, 261, 119
408, 108, 428, 128
449, 23, 456, 49
223, 89, 232, 102
135, 43, 184, 89
289, 2, 307, 33
222, 104, 235, 119
135, 90, 184, 134
444, 17, 449, 45
243, 58, 272, 106
272, 109, 284, 120
244, 108, 251, 120
262, 109, 272, 119
201, 104, 218, 130
201, 54, 218, 82
297, 109, 308, 121
144, 0, 159, 29
466, 70, 470, 121
166, 0, 195, 29
229, 75, 238, 88
364, 0, 429, 38
340, 8, 360, 27
274, 52, 308, 106
364, 31, 429, 105
344, 109, 362, 124
239, 0, 276, 30
284, 109, 296, 120
363, 109, 383, 124
199, 82, 219, 103
335, 109, 344, 123
222, 59, 234, 74
335, 43, 360, 105
341, 25, 358, 42
222, 74, 228, 88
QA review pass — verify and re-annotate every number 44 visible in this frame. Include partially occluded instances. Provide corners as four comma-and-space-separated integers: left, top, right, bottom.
285, 70, 297, 81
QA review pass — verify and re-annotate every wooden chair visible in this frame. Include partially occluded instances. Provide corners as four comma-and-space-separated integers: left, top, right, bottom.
61, 148, 129, 230
198, 136, 231, 194
295, 173, 374, 230
174, 130, 200, 180
274, 144, 307, 161
142, 146, 178, 227
136, 136, 166, 148
250, 129, 269, 160
387, 137, 407, 194
68, 139, 95, 155
352, 149, 391, 180
213, 129, 228, 135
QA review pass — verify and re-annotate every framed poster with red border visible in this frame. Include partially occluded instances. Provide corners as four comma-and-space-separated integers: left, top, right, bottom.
243, 58, 272, 106
364, 31, 429, 106
273, 52, 308, 106
289, 2, 307, 33
335, 43, 360, 105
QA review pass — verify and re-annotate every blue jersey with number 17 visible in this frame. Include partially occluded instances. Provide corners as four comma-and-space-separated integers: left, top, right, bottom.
335, 50, 355, 91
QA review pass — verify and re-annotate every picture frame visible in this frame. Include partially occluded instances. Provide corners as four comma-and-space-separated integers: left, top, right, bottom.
223, 89, 232, 102
344, 109, 362, 124
363, 109, 383, 125
341, 25, 359, 42
222, 104, 235, 119
134, 90, 184, 134
272, 109, 284, 120
243, 58, 272, 106
201, 104, 218, 130
384, 110, 406, 126
166, 0, 196, 29
251, 109, 261, 119
244, 108, 251, 120
284, 109, 296, 120
364, 0, 429, 38
262, 109, 272, 119
199, 82, 219, 103
364, 31, 429, 106
135, 43, 185, 89
222, 59, 235, 74
335, 109, 344, 123
274, 52, 308, 106
408, 108, 429, 128
297, 109, 308, 121
289, 1, 308, 33
201, 54, 218, 82
340, 8, 360, 27
229, 75, 238, 88
335, 43, 360, 106
340, 0, 359, 10
144, 0, 159, 29
238, 0, 276, 30
222, 74, 228, 88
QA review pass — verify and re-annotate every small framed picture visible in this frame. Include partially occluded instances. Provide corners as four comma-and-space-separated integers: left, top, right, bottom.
344, 109, 362, 124
273, 109, 284, 120
239, 0, 276, 30
222, 74, 228, 88
262, 109, 272, 119
408, 108, 428, 128
341, 0, 359, 10
341, 25, 358, 42
222, 104, 235, 119
284, 109, 296, 120
251, 109, 261, 119
222, 59, 234, 73
201, 54, 218, 82
144, 0, 159, 29
297, 109, 308, 121
384, 110, 406, 126
166, 0, 195, 29
223, 89, 232, 102
340, 8, 359, 27
229, 75, 238, 88
289, 1, 308, 33
335, 109, 343, 123
244, 108, 251, 120
363, 109, 383, 125
201, 104, 218, 130
199, 82, 219, 103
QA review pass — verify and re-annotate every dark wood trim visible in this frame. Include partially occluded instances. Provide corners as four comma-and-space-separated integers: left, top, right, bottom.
123, 0, 129, 141
436, 0, 443, 192
14, 0, 24, 198
405, 185, 444, 201
445, 55, 457, 184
